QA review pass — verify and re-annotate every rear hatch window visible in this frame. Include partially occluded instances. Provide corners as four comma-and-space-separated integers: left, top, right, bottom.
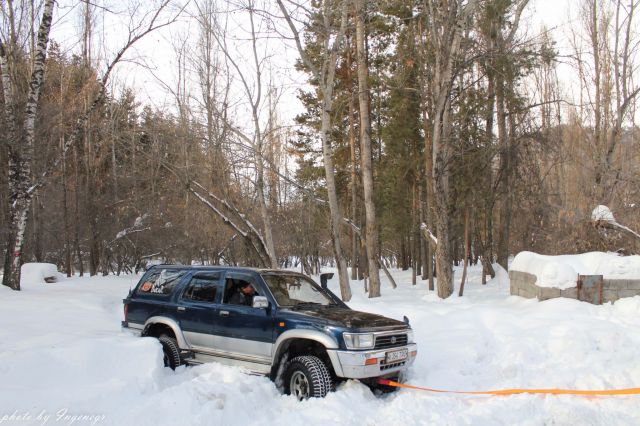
136, 269, 186, 296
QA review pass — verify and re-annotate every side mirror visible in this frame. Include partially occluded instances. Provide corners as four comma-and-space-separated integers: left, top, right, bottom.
320, 273, 334, 289
252, 296, 269, 309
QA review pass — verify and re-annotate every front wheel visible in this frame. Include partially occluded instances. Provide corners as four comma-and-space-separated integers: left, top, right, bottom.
284, 355, 334, 400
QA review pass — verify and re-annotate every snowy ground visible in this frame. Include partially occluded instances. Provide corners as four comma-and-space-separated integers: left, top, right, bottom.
1, 264, 639, 426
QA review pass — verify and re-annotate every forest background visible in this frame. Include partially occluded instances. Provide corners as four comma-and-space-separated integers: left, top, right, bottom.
1, 0, 639, 299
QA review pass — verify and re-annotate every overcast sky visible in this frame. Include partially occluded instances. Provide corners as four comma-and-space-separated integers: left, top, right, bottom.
48, 0, 583, 128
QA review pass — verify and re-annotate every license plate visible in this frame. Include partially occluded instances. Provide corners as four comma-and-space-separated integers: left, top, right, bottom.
385, 348, 408, 363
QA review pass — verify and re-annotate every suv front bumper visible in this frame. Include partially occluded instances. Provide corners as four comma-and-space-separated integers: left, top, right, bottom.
327, 343, 417, 379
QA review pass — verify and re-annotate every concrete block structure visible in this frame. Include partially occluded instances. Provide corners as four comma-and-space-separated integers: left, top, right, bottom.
509, 270, 640, 304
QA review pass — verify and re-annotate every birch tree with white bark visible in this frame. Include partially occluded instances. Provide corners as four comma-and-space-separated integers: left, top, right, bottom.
1, 0, 55, 290
1, 0, 179, 289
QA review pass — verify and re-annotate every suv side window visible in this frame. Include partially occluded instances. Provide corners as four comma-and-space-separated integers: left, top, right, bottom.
137, 269, 186, 296
182, 274, 221, 303
223, 277, 259, 305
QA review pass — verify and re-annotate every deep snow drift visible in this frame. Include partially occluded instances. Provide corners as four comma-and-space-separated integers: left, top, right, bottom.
0, 264, 639, 425
511, 251, 640, 289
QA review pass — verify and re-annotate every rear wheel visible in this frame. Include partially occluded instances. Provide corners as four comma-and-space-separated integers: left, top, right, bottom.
159, 335, 182, 370
284, 355, 333, 400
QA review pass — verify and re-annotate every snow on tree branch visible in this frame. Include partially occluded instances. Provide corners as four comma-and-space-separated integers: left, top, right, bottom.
420, 223, 438, 246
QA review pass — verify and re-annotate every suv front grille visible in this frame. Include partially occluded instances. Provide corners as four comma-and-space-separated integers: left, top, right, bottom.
374, 333, 408, 349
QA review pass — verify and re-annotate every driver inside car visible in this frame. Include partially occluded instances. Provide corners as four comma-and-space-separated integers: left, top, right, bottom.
228, 281, 256, 306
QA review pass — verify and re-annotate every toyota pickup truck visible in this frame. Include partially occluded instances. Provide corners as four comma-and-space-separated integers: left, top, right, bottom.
122, 265, 417, 399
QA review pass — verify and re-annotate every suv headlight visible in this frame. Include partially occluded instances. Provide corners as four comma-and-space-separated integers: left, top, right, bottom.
343, 332, 375, 349
407, 329, 414, 343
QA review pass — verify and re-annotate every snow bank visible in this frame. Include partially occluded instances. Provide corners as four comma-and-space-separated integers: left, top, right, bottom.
511, 251, 640, 289
20, 263, 65, 287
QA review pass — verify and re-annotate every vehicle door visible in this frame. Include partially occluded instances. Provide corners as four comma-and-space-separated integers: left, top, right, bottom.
213, 272, 275, 362
176, 272, 223, 349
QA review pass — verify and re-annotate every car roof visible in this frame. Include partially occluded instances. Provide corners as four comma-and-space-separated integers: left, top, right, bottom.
147, 265, 304, 275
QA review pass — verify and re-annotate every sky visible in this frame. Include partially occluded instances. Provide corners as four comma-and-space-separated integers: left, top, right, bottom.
47, 0, 585, 129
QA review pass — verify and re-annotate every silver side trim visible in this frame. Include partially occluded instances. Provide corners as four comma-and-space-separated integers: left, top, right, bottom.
127, 322, 144, 331
143, 316, 191, 349
189, 352, 271, 375
211, 334, 273, 359
183, 330, 213, 348
190, 345, 271, 365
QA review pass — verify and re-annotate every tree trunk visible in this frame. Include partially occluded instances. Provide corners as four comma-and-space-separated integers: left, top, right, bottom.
277, 0, 352, 300
422, 0, 478, 298
432, 119, 454, 298
419, 187, 429, 281
458, 208, 470, 297
421, 107, 435, 290
62, 140, 72, 277
355, 0, 381, 298
1, 0, 55, 290
347, 37, 360, 281
73, 146, 84, 276
496, 78, 510, 271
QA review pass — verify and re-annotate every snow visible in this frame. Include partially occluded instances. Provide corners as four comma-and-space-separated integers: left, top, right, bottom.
20, 263, 66, 286
511, 251, 640, 289
1, 264, 639, 425
590, 205, 640, 240
592, 205, 616, 222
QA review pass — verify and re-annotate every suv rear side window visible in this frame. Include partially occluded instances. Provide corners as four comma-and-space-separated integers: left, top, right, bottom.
137, 269, 186, 296
182, 274, 220, 303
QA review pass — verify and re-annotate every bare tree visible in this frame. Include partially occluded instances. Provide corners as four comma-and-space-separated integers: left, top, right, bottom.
200, 0, 279, 268
277, 0, 352, 301
1, 0, 179, 289
571, 0, 640, 205
1, 0, 55, 290
420, 0, 478, 298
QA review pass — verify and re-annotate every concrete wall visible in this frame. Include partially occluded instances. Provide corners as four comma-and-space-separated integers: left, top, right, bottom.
509, 270, 640, 303
602, 279, 640, 302
509, 270, 577, 301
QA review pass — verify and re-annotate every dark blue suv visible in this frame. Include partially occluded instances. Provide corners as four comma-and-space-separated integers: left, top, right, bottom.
122, 265, 417, 399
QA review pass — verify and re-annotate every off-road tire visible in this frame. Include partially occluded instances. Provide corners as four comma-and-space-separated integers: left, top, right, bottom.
159, 335, 182, 370
284, 355, 334, 400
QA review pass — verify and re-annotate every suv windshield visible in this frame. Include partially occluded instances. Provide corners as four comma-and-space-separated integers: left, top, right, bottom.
261, 273, 336, 307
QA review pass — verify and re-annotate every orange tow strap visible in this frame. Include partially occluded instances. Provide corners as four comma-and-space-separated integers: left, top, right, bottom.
377, 379, 640, 396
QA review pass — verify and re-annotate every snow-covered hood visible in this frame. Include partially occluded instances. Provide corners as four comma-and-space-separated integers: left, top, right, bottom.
280, 305, 407, 331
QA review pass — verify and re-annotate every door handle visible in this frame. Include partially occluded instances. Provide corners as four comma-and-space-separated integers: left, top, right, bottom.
177, 306, 186, 312
219, 310, 229, 316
